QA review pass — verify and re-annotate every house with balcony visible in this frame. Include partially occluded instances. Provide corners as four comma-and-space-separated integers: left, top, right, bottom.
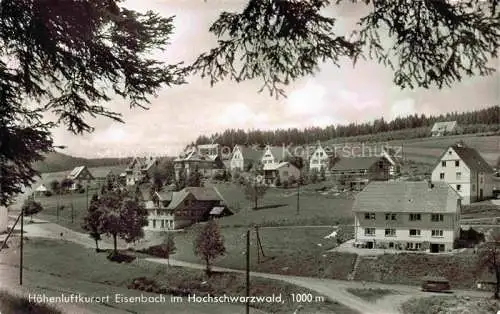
125, 157, 158, 186
230, 145, 262, 173
431, 143, 494, 205
353, 181, 461, 253
330, 156, 391, 190
174, 146, 224, 182
260, 145, 287, 168
144, 186, 231, 231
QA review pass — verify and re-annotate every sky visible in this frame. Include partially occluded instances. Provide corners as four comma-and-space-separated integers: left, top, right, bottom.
50, 0, 500, 158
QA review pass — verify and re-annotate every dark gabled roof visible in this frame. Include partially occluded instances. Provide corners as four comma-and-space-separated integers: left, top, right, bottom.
353, 181, 461, 213
184, 186, 223, 201
238, 146, 263, 162
331, 157, 386, 171
452, 145, 494, 173
166, 190, 190, 210
156, 191, 173, 202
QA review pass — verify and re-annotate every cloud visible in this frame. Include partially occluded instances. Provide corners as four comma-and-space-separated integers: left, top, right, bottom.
217, 102, 268, 128
391, 98, 417, 119
286, 80, 327, 116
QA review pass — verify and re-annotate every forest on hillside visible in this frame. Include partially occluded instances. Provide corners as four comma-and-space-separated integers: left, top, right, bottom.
193, 106, 500, 147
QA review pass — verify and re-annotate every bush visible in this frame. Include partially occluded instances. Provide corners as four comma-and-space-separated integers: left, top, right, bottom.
107, 252, 136, 263
44, 191, 53, 197
0, 291, 61, 314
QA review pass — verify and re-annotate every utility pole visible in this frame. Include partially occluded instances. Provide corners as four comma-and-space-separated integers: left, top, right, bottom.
86, 181, 89, 212
20, 208, 24, 285
71, 202, 74, 224
246, 228, 250, 314
296, 168, 300, 215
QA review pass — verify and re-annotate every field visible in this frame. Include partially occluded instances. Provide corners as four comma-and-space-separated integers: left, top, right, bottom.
0, 238, 357, 314
152, 226, 357, 280
209, 182, 355, 227
325, 133, 499, 165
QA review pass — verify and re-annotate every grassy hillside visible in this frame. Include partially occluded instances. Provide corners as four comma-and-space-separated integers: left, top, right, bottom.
324, 133, 500, 166
32, 151, 132, 173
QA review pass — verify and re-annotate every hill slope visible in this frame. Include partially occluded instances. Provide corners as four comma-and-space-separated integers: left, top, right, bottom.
32, 152, 131, 173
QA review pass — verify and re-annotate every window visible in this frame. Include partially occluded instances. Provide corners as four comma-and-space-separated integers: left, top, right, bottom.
440, 173, 445, 180
161, 220, 165, 228
456, 184, 461, 191
364, 213, 376, 220
455, 160, 459, 167
152, 219, 156, 228
480, 177, 484, 184
409, 214, 421, 221
448, 150, 452, 155
456, 172, 461, 179
385, 213, 397, 220
409, 229, 421, 236
415, 243, 422, 250
364, 228, 376, 236
432, 230, 444, 237
441, 161, 446, 167
431, 214, 444, 222
282, 171, 289, 176
472, 184, 476, 191
385, 229, 396, 237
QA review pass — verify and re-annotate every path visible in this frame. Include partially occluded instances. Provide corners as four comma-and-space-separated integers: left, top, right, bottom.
4, 217, 493, 314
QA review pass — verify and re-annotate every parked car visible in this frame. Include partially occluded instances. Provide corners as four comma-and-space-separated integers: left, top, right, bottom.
421, 276, 451, 293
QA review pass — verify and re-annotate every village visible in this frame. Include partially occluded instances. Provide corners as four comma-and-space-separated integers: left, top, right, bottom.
1, 117, 500, 314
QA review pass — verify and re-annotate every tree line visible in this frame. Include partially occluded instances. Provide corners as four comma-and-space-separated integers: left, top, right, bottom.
193, 106, 500, 147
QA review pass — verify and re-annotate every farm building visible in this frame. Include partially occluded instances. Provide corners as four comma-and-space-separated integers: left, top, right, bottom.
430, 121, 457, 137
67, 166, 95, 190
330, 156, 391, 191
144, 186, 231, 231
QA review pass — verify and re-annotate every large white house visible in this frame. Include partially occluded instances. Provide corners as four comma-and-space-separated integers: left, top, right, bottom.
431, 143, 494, 205
230, 145, 262, 172
261, 145, 286, 170
309, 143, 330, 172
353, 181, 461, 253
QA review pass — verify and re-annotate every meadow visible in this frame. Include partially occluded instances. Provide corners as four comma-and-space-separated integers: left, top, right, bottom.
0, 238, 357, 314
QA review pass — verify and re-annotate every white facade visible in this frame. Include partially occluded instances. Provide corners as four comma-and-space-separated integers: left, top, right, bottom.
354, 212, 460, 252
0, 206, 7, 233
230, 146, 244, 172
309, 145, 329, 172
261, 146, 281, 169
431, 146, 493, 205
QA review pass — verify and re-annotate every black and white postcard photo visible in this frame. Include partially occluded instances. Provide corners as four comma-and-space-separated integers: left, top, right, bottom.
0, 0, 499, 313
